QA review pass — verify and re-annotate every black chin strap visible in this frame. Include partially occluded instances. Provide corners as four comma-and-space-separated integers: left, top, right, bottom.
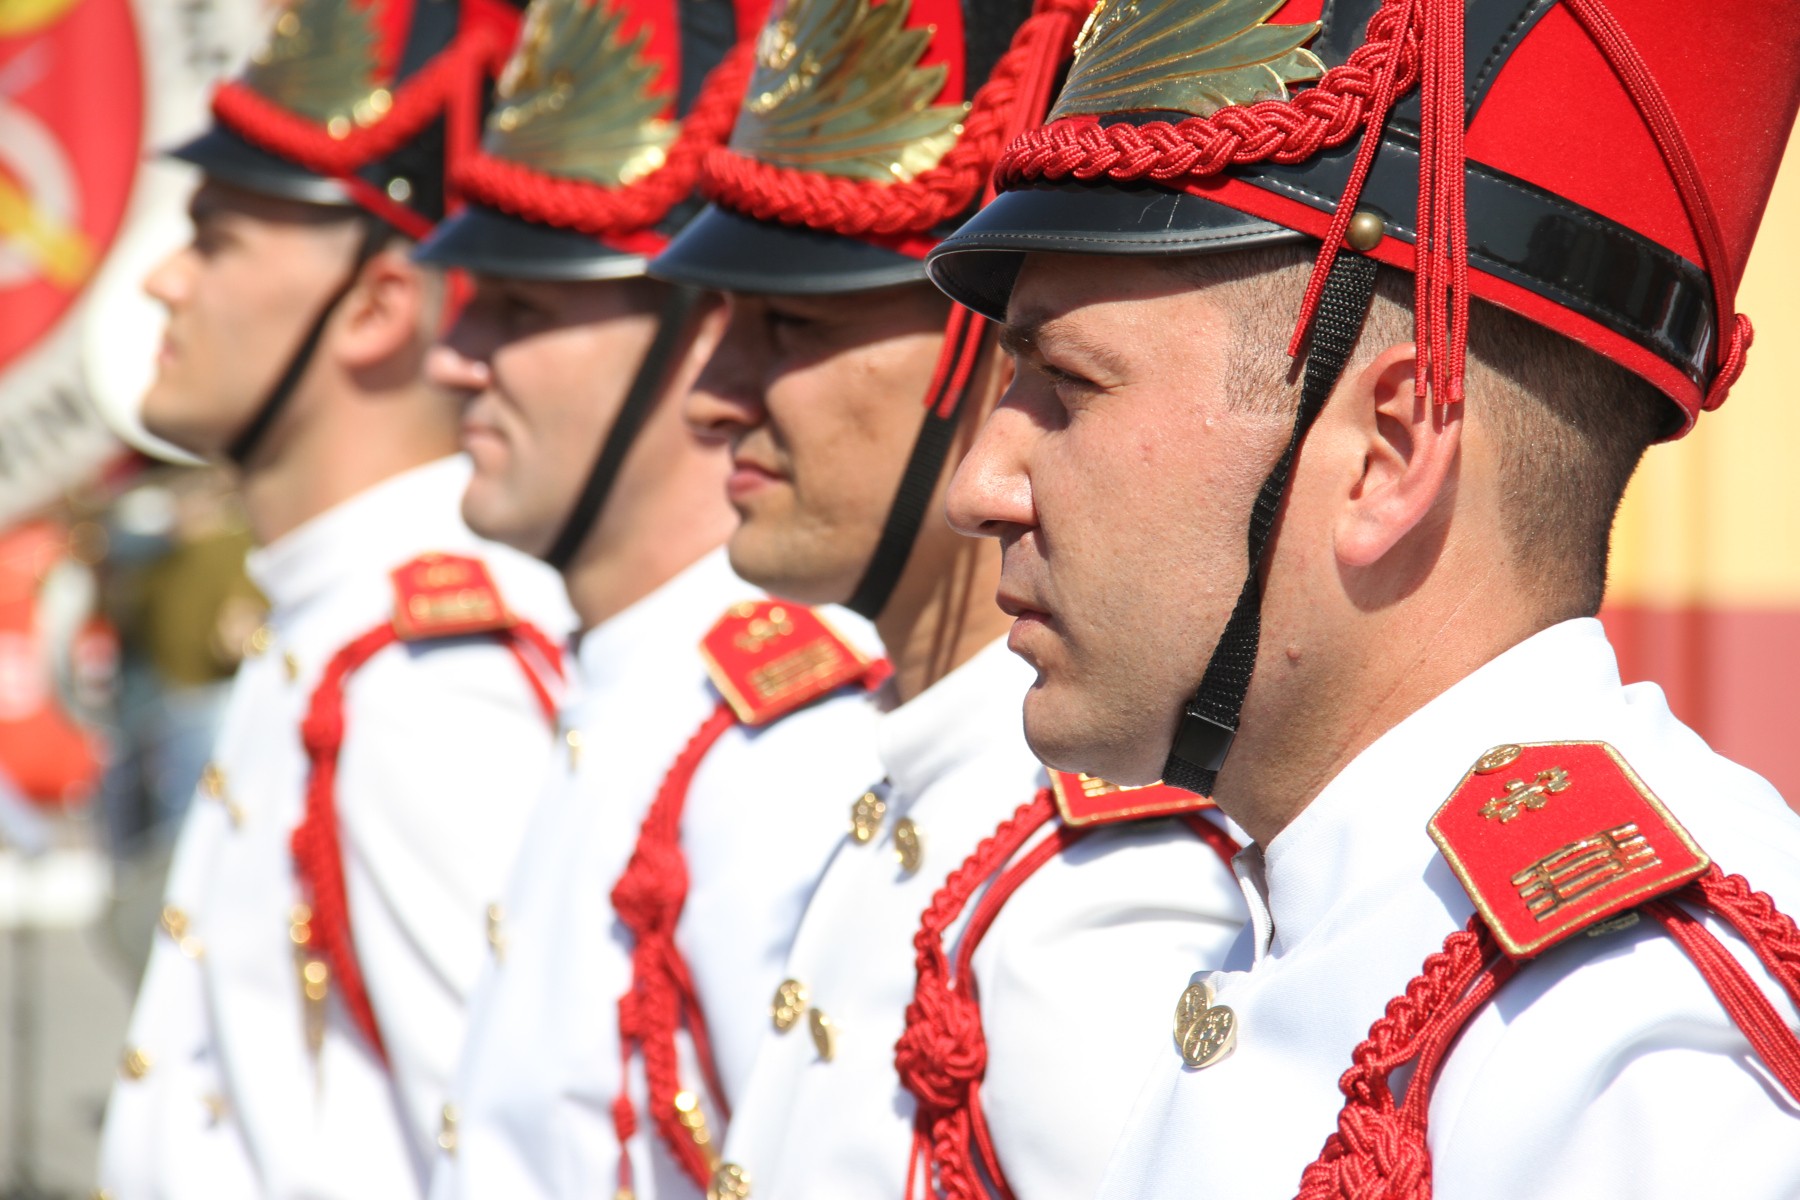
1162, 252, 1379, 796
226, 220, 391, 466
844, 308, 989, 621
543, 284, 703, 573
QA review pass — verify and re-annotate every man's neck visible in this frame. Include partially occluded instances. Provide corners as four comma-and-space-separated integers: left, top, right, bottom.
1214, 578, 1558, 848
562, 526, 732, 633
874, 534, 1011, 706
237, 387, 457, 546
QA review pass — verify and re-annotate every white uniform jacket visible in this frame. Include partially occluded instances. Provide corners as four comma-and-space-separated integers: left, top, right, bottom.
428, 548, 883, 1200
1097, 618, 1800, 1200
98, 457, 573, 1200
715, 637, 1249, 1199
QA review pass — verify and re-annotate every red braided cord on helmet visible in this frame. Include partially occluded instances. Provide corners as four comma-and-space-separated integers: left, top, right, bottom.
999, 0, 1751, 414
453, 41, 756, 239
292, 616, 562, 1062
611, 700, 740, 1192
699, 0, 1092, 241
212, 24, 508, 182
1295, 866, 1800, 1200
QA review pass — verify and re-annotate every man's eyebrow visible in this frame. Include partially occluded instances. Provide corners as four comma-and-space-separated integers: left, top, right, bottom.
999, 308, 1129, 378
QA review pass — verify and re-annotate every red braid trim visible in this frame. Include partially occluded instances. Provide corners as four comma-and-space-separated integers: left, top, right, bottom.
213, 25, 507, 182
291, 616, 563, 1061
454, 41, 755, 240
998, 0, 1750, 414
699, 0, 1092, 244
1294, 867, 1800, 1200
895, 792, 1241, 1199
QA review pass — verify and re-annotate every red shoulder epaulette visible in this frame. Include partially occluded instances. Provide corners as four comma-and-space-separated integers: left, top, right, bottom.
389, 552, 515, 641
1048, 770, 1212, 827
698, 599, 875, 726
1428, 741, 1711, 958
1298, 743, 1800, 1198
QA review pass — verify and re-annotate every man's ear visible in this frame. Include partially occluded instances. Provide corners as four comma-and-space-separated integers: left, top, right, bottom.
332, 246, 431, 371
1333, 341, 1462, 568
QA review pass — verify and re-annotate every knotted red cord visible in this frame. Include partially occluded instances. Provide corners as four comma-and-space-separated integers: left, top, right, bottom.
895, 791, 1062, 1200
291, 617, 562, 1061
609, 655, 891, 1192
454, 40, 757, 240
611, 700, 740, 1192
700, 0, 1092, 242
1294, 867, 1800, 1200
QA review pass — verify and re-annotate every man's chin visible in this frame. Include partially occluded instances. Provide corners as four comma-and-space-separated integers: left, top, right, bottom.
1021, 688, 1167, 787
460, 487, 548, 560
724, 528, 851, 608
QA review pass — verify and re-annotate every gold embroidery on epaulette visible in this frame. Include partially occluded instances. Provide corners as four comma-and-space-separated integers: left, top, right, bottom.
1478, 766, 1571, 823
486, 0, 677, 186
243, 0, 388, 135
732, 0, 969, 182
1049, 0, 1324, 122
1511, 823, 1661, 921
406, 587, 503, 630
747, 639, 846, 704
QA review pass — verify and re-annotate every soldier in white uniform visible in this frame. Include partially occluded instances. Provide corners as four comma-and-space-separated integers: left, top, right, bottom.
650, 0, 1249, 1196
929, 0, 1800, 1196
413, 2, 885, 1197
96, 2, 578, 1197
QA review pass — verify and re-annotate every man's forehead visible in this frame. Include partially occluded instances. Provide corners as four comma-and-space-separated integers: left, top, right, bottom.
189, 179, 354, 230
1002, 252, 1231, 359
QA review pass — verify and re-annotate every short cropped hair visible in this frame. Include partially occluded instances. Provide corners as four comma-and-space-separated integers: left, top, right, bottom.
1175, 245, 1668, 618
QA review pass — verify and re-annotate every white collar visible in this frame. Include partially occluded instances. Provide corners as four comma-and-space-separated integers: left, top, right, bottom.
246, 456, 474, 614
574, 545, 753, 695
877, 636, 1038, 802
1242, 617, 1624, 961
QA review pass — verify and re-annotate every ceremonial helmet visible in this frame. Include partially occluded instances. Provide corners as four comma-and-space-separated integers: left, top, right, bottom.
414, 0, 765, 570
175, 0, 524, 238
651, 0, 1089, 618
163, 0, 524, 464
923, 0, 1800, 792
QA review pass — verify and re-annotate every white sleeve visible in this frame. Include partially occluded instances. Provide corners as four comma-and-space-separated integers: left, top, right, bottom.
332, 634, 562, 1162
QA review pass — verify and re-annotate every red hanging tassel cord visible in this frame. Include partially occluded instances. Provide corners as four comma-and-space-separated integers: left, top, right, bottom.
291, 618, 563, 1061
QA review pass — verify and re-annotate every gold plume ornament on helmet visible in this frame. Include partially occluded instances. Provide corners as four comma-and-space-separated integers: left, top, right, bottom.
729, 0, 971, 183
485, 0, 678, 189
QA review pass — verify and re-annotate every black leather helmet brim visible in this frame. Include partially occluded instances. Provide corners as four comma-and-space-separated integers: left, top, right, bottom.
168, 127, 355, 208
927, 182, 1305, 321
415, 205, 649, 282
650, 203, 927, 295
